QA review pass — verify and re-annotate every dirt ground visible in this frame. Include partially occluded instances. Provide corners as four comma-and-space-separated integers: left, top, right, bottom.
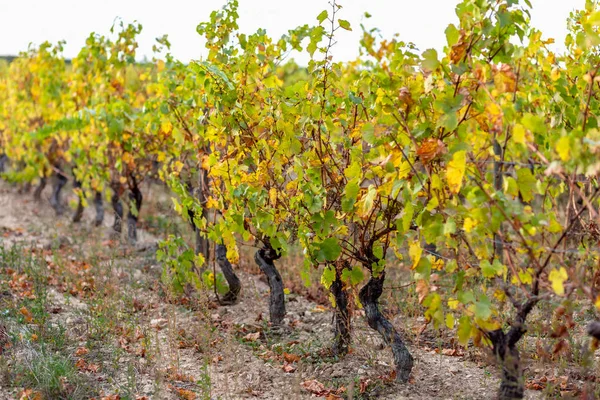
0, 180, 594, 399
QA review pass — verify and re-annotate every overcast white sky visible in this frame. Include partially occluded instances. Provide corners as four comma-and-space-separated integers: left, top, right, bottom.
0, 0, 585, 64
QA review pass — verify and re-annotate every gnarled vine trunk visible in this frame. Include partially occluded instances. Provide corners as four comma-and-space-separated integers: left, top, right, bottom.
111, 192, 123, 234
72, 179, 84, 223
254, 244, 285, 326
359, 272, 413, 382
0, 154, 8, 173
126, 180, 143, 242
186, 179, 210, 270
488, 328, 525, 400
216, 243, 241, 305
94, 191, 104, 227
50, 171, 68, 215
330, 272, 350, 356
33, 177, 47, 202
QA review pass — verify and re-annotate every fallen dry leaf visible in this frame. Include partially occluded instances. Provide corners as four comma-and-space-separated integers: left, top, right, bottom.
282, 363, 296, 373
150, 318, 168, 330
175, 388, 196, 400
19, 389, 42, 400
243, 331, 261, 342
283, 352, 301, 363
19, 306, 33, 323
301, 380, 326, 395
75, 346, 90, 356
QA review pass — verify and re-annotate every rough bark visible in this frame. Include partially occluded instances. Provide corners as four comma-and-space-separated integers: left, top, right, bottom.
50, 171, 68, 215
359, 272, 413, 382
254, 245, 285, 326
33, 177, 47, 202
111, 192, 123, 234
216, 243, 241, 305
196, 170, 210, 265
72, 179, 84, 223
126, 182, 143, 242
487, 297, 537, 400
0, 154, 8, 173
330, 272, 350, 356
94, 192, 104, 227
489, 328, 525, 400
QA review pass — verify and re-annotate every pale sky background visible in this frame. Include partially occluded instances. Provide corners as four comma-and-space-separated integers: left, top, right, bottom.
0, 0, 586, 64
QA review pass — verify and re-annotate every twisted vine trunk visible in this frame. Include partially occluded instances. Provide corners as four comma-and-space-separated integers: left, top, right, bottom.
33, 177, 47, 202
186, 179, 210, 270
0, 154, 8, 173
50, 171, 68, 215
330, 273, 350, 356
254, 245, 285, 326
111, 192, 123, 234
216, 243, 241, 305
72, 179, 85, 223
94, 191, 104, 227
126, 181, 143, 242
489, 328, 525, 400
359, 272, 413, 382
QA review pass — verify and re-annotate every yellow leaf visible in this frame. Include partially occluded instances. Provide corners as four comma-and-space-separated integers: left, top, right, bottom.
269, 187, 277, 207
357, 185, 377, 218
594, 295, 600, 310
445, 313, 455, 329
448, 298, 459, 310
555, 136, 570, 161
447, 150, 466, 193
463, 217, 477, 233
513, 124, 526, 145
161, 120, 173, 134
409, 242, 422, 269
549, 267, 568, 296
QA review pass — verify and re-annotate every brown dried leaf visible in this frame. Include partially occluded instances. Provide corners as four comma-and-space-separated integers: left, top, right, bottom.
244, 332, 261, 342
282, 363, 296, 373
283, 352, 301, 363
301, 379, 326, 395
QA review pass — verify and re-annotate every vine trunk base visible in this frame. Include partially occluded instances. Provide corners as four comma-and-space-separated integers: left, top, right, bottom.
359, 272, 413, 382
254, 247, 285, 326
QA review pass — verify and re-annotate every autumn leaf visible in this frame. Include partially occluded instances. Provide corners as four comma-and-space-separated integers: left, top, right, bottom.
283, 352, 301, 363
19, 307, 33, 323
301, 380, 326, 395
446, 150, 466, 193
282, 363, 296, 373
243, 331, 261, 342
417, 138, 445, 163
75, 346, 90, 356
549, 267, 568, 296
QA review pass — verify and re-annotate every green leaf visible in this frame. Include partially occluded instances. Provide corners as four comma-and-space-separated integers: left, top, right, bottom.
342, 180, 360, 212
474, 296, 492, 320
319, 237, 342, 261
422, 49, 440, 70
338, 19, 352, 31
317, 10, 328, 24
321, 265, 336, 289
457, 316, 472, 345
445, 24, 459, 46
480, 259, 504, 278
516, 168, 536, 202
341, 265, 364, 285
